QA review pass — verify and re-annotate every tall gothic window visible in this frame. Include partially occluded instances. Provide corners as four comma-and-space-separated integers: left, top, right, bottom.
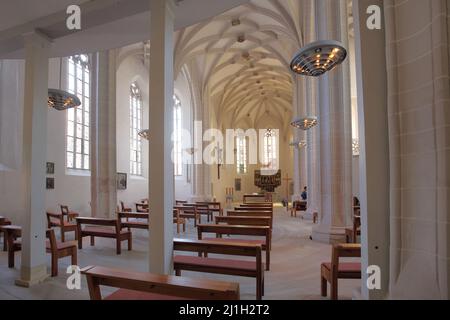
236, 136, 247, 174
263, 129, 277, 170
173, 95, 182, 176
130, 83, 143, 176
66, 54, 90, 170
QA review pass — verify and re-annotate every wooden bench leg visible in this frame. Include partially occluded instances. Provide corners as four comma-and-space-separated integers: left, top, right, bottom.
330, 278, 338, 300
61, 228, 65, 242
256, 277, 262, 300
183, 222, 186, 233
175, 269, 181, 276
2, 233, 6, 252
51, 253, 58, 277
116, 238, 121, 255
176, 223, 180, 234
8, 250, 14, 268
71, 248, 78, 267
78, 236, 83, 250
265, 250, 270, 271
321, 276, 327, 297
90, 236, 95, 246
128, 235, 132, 251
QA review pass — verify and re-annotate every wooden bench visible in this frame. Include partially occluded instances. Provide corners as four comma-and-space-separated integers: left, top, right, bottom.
227, 210, 273, 228
118, 212, 149, 230
240, 203, 273, 208
197, 224, 271, 271
174, 205, 200, 227
173, 239, 264, 300
46, 229, 77, 277
243, 194, 268, 203
215, 216, 272, 228
0, 216, 12, 252
291, 201, 307, 218
135, 203, 149, 213
46, 211, 78, 242
119, 201, 132, 213
196, 201, 223, 217
76, 217, 132, 255
82, 265, 240, 300
345, 215, 361, 244
321, 243, 361, 300
235, 206, 273, 213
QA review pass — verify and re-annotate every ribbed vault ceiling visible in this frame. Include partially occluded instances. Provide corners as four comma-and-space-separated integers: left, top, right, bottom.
174, 0, 305, 132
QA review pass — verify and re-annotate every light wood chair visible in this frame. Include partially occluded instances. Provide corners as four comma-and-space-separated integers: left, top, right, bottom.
46, 229, 77, 277
60, 205, 79, 222
47, 211, 78, 242
173, 209, 186, 234
321, 243, 362, 300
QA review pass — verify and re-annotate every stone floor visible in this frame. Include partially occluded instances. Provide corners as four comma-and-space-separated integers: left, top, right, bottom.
0, 206, 360, 300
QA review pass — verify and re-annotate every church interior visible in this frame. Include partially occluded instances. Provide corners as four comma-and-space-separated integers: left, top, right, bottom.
0, 0, 449, 301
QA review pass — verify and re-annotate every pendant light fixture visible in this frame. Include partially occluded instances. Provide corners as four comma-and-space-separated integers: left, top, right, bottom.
290, 40, 347, 77
138, 129, 150, 141
48, 57, 81, 110
291, 116, 318, 131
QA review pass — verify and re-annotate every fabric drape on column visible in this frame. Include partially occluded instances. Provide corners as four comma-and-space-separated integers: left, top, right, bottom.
385, 0, 450, 299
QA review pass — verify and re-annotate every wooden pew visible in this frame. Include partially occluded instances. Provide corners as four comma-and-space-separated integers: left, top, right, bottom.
215, 216, 272, 228
173, 209, 186, 234
173, 239, 264, 300
0, 216, 12, 252
46, 211, 78, 242
174, 205, 200, 227
243, 194, 267, 204
194, 203, 213, 223
240, 203, 273, 208
197, 224, 271, 271
76, 217, 132, 255
117, 212, 149, 230
345, 215, 361, 244
227, 210, 273, 228
46, 229, 77, 277
196, 201, 223, 217
321, 244, 361, 300
235, 206, 273, 213
82, 265, 240, 300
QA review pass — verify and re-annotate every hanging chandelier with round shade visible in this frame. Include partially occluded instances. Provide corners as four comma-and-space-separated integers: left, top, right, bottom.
289, 140, 307, 149
47, 89, 81, 110
291, 116, 318, 131
138, 129, 150, 141
290, 40, 347, 77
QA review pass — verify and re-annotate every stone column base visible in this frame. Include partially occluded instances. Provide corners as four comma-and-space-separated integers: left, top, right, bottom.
15, 264, 48, 288
311, 224, 347, 244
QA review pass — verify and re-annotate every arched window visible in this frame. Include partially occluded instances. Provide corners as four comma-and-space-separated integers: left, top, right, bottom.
130, 82, 143, 176
236, 136, 247, 174
66, 54, 90, 170
173, 95, 182, 176
263, 129, 277, 170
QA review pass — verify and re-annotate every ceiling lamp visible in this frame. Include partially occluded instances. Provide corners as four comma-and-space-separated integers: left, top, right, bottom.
289, 140, 307, 149
291, 116, 318, 131
138, 129, 150, 141
290, 40, 347, 77
231, 18, 241, 27
48, 89, 81, 110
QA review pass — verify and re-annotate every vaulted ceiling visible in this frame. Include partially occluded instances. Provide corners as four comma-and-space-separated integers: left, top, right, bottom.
174, 0, 305, 133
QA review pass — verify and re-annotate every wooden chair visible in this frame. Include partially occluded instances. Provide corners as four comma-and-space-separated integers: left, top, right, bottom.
174, 205, 200, 227
120, 201, 132, 213
60, 205, 79, 222
76, 217, 132, 255
0, 216, 12, 252
46, 229, 77, 277
136, 203, 149, 213
174, 239, 264, 300
345, 215, 361, 243
197, 224, 272, 271
173, 209, 186, 234
47, 211, 78, 242
82, 265, 240, 300
2, 225, 21, 268
321, 244, 362, 300
291, 201, 307, 218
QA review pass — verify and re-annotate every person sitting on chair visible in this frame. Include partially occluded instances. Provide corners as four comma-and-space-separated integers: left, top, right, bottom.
301, 186, 307, 201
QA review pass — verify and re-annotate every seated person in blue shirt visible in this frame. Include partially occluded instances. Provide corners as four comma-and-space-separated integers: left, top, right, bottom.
301, 186, 307, 201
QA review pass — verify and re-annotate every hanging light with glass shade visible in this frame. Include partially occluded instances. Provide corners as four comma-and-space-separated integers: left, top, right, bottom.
289, 140, 307, 149
290, 40, 347, 77
48, 57, 81, 110
291, 116, 318, 131
138, 129, 150, 141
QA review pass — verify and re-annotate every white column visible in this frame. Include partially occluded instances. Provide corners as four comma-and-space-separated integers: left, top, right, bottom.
292, 77, 304, 202
149, 0, 175, 274
302, 0, 321, 220
16, 31, 51, 287
91, 50, 117, 218
311, 0, 353, 243
353, 0, 390, 300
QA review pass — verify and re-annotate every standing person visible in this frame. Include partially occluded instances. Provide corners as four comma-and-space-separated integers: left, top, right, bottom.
301, 186, 307, 201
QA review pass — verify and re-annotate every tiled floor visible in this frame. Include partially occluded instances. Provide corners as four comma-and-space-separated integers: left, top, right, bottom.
0, 207, 360, 300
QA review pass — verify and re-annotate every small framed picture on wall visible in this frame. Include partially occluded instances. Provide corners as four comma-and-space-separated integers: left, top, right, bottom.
46, 162, 55, 175
117, 173, 127, 190
46, 177, 55, 190
235, 178, 242, 192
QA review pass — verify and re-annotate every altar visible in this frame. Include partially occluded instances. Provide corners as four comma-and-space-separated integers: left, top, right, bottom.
254, 170, 281, 193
